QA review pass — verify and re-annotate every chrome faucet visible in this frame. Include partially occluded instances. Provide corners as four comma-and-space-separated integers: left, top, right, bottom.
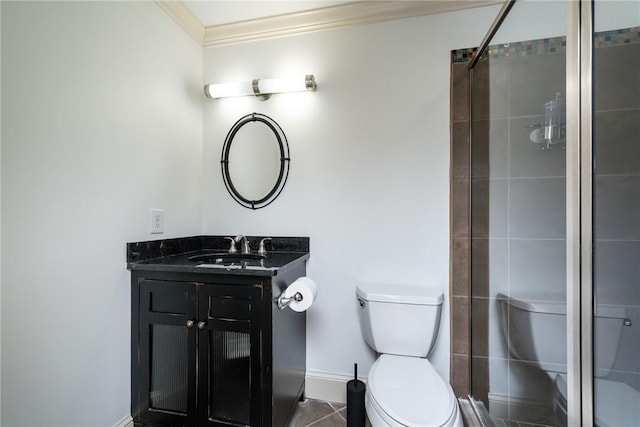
234, 234, 251, 254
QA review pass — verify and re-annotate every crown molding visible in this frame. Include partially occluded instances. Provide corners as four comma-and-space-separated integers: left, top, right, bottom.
155, 0, 205, 44
156, 1, 502, 48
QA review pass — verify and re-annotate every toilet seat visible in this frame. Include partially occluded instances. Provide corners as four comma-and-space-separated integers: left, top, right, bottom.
367, 354, 459, 427
555, 374, 640, 426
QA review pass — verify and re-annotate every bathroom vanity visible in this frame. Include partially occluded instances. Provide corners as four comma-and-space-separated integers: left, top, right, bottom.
127, 236, 309, 427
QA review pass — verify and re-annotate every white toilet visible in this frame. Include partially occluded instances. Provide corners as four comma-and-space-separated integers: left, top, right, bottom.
356, 282, 462, 427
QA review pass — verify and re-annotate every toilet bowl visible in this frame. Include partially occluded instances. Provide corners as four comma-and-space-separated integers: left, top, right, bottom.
366, 354, 461, 427
356, 283, 462, 427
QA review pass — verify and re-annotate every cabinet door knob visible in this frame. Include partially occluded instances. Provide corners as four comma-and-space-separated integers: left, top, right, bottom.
197, 321, 206, 330
186, 320, 194, 328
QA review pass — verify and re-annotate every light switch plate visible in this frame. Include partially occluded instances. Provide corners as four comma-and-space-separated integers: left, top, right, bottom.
150, 209, 164, 234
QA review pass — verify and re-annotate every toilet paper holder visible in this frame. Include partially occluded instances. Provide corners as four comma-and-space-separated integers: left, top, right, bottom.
277, 291, 303, 310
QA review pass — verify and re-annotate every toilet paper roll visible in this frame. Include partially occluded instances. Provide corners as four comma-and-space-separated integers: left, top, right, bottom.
283, 277, 318, 312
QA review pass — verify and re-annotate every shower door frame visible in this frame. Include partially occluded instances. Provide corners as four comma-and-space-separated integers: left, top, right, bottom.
567, 1, 594, 425
467, 0, 596, 425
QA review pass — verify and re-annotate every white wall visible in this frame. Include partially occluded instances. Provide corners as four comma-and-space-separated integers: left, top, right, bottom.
1, 2, 202, 426
201, 6, 500, 380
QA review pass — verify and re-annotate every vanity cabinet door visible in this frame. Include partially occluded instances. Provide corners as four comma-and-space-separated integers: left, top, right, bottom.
197, 284, 264, 427
137, 280, 198, 427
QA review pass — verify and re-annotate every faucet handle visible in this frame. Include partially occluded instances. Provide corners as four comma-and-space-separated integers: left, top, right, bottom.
258, 238, 272, 255
224, 237, 238, 254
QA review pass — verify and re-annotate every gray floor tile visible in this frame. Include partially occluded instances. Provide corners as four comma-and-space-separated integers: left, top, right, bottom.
307, 412, 346, 427
288, 398, 372, 427
288, 399, 335, 427
329, 401, 346, 411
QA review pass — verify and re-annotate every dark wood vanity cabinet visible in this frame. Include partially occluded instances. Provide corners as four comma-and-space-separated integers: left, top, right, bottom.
134, 279, 262, 427
131, 267, 306, 427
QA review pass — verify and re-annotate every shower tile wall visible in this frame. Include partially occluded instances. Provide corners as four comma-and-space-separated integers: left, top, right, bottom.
593, 37, 640, 391
450, 27, 640, 423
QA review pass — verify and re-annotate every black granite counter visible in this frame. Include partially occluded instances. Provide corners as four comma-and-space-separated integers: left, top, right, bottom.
127, 235, 309, 277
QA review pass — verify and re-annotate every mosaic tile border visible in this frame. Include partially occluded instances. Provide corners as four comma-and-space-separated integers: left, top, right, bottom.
487, 35, 566, 58
595, 26, 640, 47
452, 25, 640, 64
451, 47, 478, 63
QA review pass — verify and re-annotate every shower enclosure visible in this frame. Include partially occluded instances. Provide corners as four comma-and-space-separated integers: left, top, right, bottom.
453, 0, 639, 425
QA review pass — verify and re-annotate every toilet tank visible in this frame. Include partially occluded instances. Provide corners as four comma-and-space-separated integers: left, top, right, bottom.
356, 283, 443, 357
497, 293, 627, 377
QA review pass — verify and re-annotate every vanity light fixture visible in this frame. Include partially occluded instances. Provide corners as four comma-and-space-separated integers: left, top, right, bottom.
204, 74, 316, 101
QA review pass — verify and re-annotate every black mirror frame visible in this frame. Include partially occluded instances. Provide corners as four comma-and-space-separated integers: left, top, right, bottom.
221, 112, 290, 210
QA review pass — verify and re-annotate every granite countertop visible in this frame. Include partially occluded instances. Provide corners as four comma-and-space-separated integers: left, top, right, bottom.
126, 235, 309, 277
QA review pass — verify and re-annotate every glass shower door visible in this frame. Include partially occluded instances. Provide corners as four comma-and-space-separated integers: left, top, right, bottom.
469, 1, 569, 425
592, 1, 640, 425
467, 0, 640, 425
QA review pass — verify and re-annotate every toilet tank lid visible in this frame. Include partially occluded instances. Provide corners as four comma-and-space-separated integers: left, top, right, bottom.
357, 283, 443, 305
497, 293, 627, 318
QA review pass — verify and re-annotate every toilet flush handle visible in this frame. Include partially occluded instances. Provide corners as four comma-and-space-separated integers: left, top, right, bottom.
358, 298, 365, 308
624, 318, 632, 327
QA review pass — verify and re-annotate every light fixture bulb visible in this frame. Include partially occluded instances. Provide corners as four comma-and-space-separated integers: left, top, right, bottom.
204, 80, 254, 99
258, 75, 316, 95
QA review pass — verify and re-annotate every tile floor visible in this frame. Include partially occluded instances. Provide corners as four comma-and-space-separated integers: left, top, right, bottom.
288, 399, 557, 427
288, 398, 371, 427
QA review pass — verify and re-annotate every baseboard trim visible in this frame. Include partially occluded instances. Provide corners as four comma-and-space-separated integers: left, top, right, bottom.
116, 371, 364, 423
113, 415, 133, 427
304, 370, 367, 404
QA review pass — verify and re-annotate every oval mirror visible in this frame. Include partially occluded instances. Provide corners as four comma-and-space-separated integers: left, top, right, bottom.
221, 113, 290, 209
